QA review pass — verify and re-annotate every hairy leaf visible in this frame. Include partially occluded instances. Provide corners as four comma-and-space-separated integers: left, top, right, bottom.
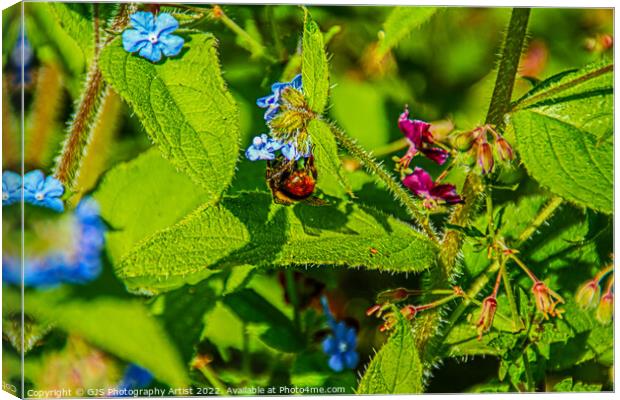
378, 7, 438, 56
116, 192, 437, 292
94, 149, 211, 265
302, 9, 330, 114
308, 119, 350, 197
357, 313, 424, 394
5, 289, 188, 388
509, 62, 613, 214
99, 33, 240, 199
49, 3, 94, 64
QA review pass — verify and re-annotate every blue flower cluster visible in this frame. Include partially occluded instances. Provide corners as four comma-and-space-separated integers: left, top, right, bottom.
122, 12, 184, 63
2, 196, 106, 287
257, 74, 303, 121
246, 74, 312, 163
245, 134, 311, 162
117, 364, 153, 392
2, 170, 65, 212
320, 296, 359, 372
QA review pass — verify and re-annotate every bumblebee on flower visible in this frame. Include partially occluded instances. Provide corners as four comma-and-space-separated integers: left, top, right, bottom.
246, 74, 318, 204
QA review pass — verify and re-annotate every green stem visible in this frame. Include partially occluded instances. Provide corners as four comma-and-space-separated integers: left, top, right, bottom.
197, 365, 228, 395
500, 258, 524, 330
327, 122, 438, 242
485, 8, 531, 128
284, 269, 301, 331
515, 196, 563, 247
371, 138, 408, 158
212, 6, 275, 62
522, 352, 535, 392
417, 9, 532, 362
509, 255, 539, 282
417, 294, 459, 312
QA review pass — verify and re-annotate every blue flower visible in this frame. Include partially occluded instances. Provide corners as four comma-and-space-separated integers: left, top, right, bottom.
2, 171, 22, 206
11, 26, 33, 85
117, 364, 153, 392
320, 296, 359, 372
245, 134, 284, 161
281, 138, 312, 161
2, 196, 105, 287
122, 12, 184, 63
257, 74, 303, 121
23, 170, 64, 212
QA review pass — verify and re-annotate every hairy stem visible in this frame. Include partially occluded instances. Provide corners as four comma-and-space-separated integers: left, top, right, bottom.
327, 122, 438, 242
416, 8, 531, 364
53, 5, 132, 191
284, 269, 301, 331
197, 365, 228, 395
515, 196, 563, 247
486, 8, 531, 128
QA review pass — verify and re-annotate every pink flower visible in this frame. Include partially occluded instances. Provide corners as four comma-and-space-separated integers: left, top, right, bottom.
402, 168, 462, 208
398, 107, 449, 165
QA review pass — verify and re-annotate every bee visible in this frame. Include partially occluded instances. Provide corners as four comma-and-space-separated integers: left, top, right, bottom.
266, 156, 321, 205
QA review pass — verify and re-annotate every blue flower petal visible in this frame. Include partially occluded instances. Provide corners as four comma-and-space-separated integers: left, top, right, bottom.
42, 176, 64, 197
346, 327, 357, 347
153, 13, 179, 36
343, 350, 359, 369
322, 336, 338, 355
158, 34, 184, 57
118, 365, 153, 391
263, 106, 279, 121
130, 11, 155, 33
122, 29, 149, 52
290, 74, 303, 90
271, 81, 289, 93
328, 354, 345, 372
23, 169, 45, 193
139, 42, 162, 63
2, 171, 21, 206
257, 94, 276, 108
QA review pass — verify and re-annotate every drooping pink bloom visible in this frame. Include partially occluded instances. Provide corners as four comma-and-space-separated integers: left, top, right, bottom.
402, 168, 462, 208
398, 107, 449, 166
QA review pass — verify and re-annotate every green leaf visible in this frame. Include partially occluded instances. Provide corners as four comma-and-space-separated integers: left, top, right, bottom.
302, 9, 330, 114
6, 289, 188, 388
93, 149, 212, 265
49, 3, 94, 64
222, 289, 304, 353
307, 119, 350, 197
161, 281, 217, 364
116, 192, 437, 292
99, 33, 240, 199
509, 62, 613, 214
552, 377, 602, 392
357, 312, 424, 394
378, 7, 438, 56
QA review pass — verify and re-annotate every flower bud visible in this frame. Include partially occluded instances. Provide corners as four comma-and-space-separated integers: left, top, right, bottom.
452, 131, 475, 152
280, 86, 308, 109
476, 296, 498, 339
495, 137, 514, 161
400, 305, 417, 320
596, 292, 613, 325
376, 287, 410, 303
575, 279, 601, 310
477, 142, 494, 174
532, 281, 564, 319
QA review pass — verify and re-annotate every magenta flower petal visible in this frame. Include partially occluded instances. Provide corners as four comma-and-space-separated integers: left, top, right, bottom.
402, 167, 433, 197
430, 184, 463, 204
422, 147, 449, 165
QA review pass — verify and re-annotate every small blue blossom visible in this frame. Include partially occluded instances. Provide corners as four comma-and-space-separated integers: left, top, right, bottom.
117, 364, 153, 392
122, 12, 184, 63
256, 74, 303, 121
23, 170, 65, 212
245, 134, 285, 161
11, 26, 33, 85
2, 196, 105, 287
2, 171, 22, 206
320, 296, 359, 372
